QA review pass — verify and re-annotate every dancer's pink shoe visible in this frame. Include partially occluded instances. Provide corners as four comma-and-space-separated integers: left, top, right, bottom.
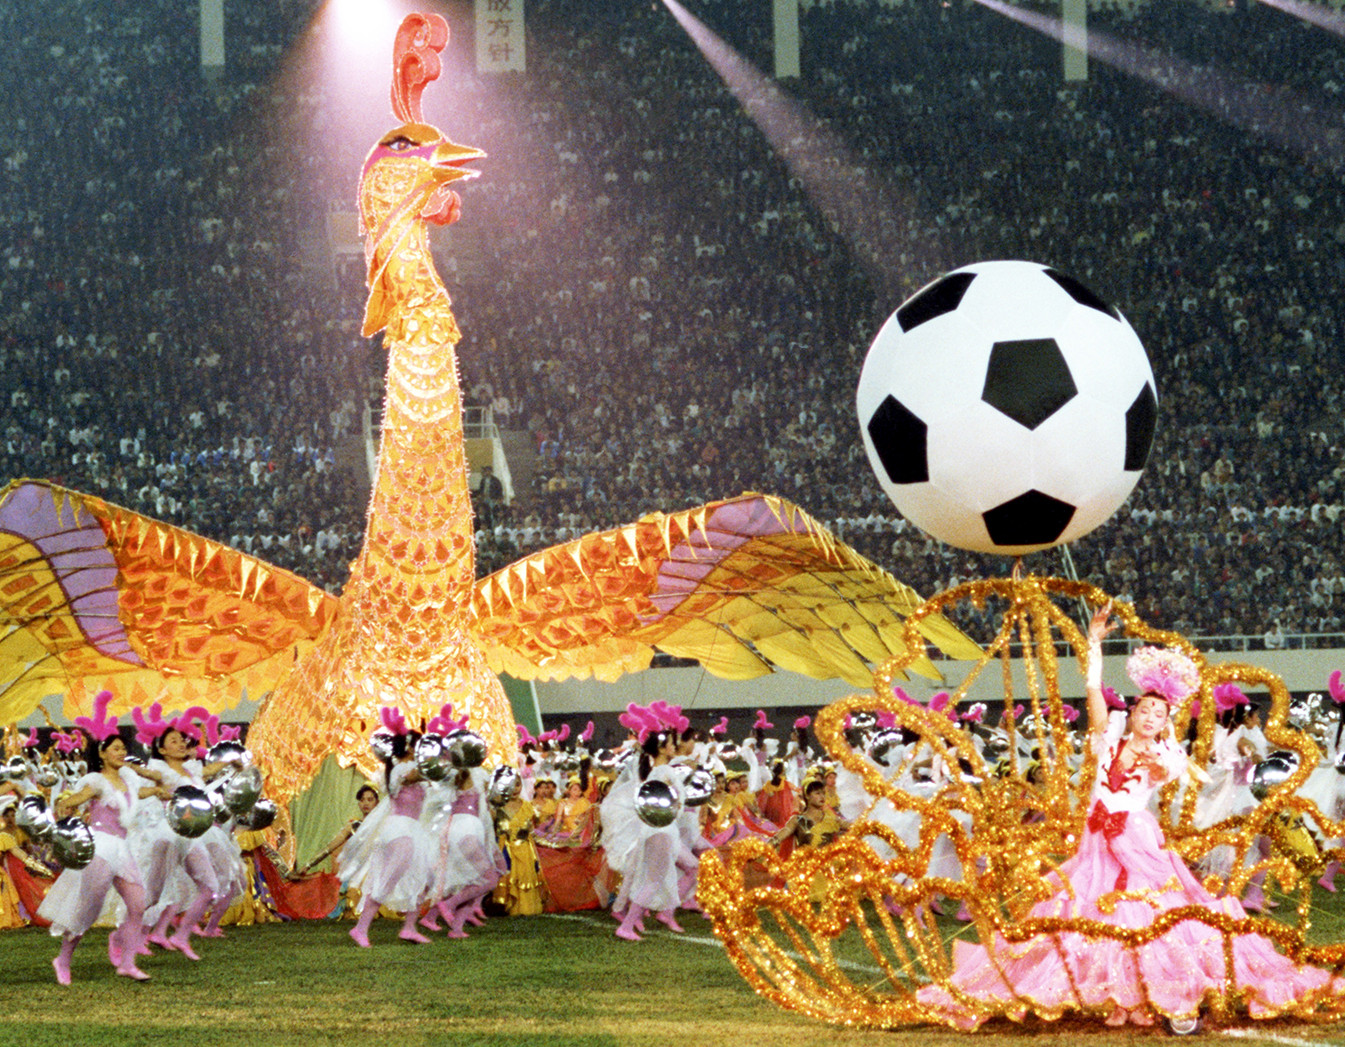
52, 955, 71, 986
398, 928, 430, 944
349, 926, 371, 948
116, 964, 151, 982
614, 924, 642, 941
655, 911, 684, 933
169, 935, 201, 961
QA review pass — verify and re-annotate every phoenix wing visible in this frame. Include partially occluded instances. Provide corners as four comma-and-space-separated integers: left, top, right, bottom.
0, 479, 336, 722
471, 493, 980, 687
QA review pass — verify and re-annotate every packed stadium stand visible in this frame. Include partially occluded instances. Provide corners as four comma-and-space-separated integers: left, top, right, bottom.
1, 0, 1342, 649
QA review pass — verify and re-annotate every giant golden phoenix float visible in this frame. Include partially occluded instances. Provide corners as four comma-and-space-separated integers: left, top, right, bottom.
0, 14, 977, 809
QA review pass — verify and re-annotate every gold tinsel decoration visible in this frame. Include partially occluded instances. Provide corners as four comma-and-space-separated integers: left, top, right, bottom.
699, 574, 1345, 1029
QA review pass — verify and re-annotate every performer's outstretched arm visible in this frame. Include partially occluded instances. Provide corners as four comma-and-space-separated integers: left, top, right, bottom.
1084, 600, 1115, 737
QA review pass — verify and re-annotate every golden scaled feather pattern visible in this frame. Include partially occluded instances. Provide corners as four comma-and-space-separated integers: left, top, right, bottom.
0, 479, 335, 724
700, 575, 1345, 1030
469, 493, 981, 687
246, 128, 514, 808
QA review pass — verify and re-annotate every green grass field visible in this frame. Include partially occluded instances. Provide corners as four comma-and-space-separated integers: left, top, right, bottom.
6, 901, 1345, 1047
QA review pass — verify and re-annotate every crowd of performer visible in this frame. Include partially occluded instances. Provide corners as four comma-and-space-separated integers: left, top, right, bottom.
4, 665, 1345, 986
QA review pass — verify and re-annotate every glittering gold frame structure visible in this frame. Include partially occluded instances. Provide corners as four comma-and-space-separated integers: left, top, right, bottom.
699, 574, 1345, 1028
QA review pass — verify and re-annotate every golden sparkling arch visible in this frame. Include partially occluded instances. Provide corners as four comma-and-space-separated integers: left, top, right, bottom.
699, 574, 1345, 1029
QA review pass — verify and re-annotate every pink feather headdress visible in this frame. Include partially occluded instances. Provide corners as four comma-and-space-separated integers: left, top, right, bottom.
53, 730, 83, 755
1213, 682, 1250, 714
427, 702, 470, 735
1101, 685, 1126, 711
929, 692, 957, 721
379, 706, 412, 736
752, 709, 774, 731
709, 717, 728, 737
22, 727, 40, 750
618, 701, 687, 743
517, 723, 537, 748
579, 721, 595, 745
73, 691, 119, 742
131, 702, 171, 746
1126, 646, 1200, 704
1328, 670, 1345, 706
794, 716, 811, 730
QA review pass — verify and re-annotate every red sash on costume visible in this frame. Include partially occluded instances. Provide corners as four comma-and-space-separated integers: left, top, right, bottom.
1087, 800, 1129, 891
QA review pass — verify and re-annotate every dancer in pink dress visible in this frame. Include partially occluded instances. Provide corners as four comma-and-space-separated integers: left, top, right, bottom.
917, 603, 1343, 1031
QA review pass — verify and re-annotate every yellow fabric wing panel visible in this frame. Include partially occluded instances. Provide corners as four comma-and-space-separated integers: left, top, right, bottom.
469, 493, 977, 687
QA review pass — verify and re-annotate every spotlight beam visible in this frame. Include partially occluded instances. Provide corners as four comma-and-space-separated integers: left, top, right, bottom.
660, 0, 949, 305
972, 0, 1345, 172
1252, 0, 1345, 38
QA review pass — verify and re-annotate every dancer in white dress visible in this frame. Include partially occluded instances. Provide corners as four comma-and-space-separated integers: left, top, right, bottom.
339, 708, 435, 946
39, 694, 165, 983
603, 702, 697, 941
136, 710, 224, 958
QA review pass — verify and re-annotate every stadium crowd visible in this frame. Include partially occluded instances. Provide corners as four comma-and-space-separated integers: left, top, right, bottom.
0, 0, 1341, 644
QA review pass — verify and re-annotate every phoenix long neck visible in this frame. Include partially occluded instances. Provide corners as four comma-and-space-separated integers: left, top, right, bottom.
349, 226, 476, 646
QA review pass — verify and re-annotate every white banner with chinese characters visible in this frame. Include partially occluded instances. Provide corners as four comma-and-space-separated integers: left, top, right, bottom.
476, 0, 526, 73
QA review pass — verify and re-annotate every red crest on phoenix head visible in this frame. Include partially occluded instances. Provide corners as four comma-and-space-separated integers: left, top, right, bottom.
391, 13, 449, 124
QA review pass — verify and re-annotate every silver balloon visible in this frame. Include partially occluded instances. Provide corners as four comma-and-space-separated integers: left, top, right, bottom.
681, 768, 715, 807
222, 765, 263, 815
16, 795, 55, 841
488, 765, 521, 805
868, 728, 905, 767
635, 779, 682, 827
236, 797, 277, 831
51, 816, 95, 869
850, 712, 877, 731
1250, 754, 1297, 801
167, 785, 216, 838
3, 755, 26, 781
206, 740, 249, 767
369, 728, 396, 762
557, 753, 581, 773
446, 730, 487, 769
415, 733, 452, 782
209, 784, 233, 824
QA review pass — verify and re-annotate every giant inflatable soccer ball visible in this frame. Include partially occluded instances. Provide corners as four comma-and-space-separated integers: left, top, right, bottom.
856, 260, 1157, 556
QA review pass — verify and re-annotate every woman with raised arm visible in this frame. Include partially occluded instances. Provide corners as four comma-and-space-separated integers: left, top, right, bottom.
917, 602, 1342, 1031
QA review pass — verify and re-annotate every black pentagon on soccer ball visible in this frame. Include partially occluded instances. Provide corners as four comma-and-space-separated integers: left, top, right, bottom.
867, 395, 928, 484
1043, 268, 1121, 321
983, 490, 1077, 548
1125, 382, 1158, 471
981, 338, 1078, 430
896, 272, 976, 333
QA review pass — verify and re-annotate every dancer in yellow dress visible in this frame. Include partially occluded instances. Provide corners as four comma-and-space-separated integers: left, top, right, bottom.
492, 788, 544, 915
